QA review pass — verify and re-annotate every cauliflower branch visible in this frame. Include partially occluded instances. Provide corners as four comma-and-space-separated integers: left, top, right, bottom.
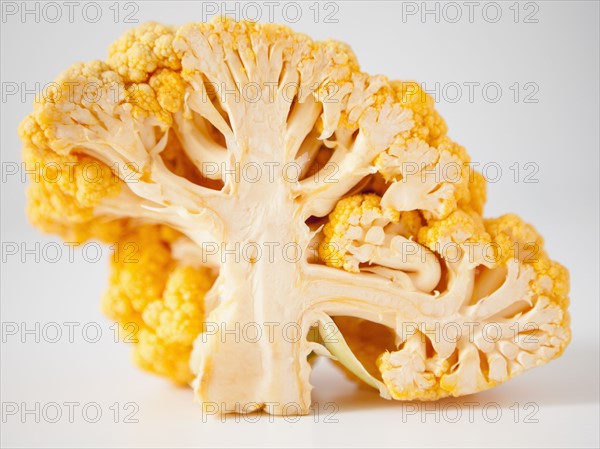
20, 18, 570, 415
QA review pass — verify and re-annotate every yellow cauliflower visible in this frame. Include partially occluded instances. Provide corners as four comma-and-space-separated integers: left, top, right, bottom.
20, 18, 569, 415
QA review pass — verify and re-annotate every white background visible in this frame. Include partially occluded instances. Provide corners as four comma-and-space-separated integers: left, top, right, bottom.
1, 1, 598, 447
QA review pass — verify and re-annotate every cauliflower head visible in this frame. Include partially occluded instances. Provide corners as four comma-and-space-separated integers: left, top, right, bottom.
20, 18, 570, 415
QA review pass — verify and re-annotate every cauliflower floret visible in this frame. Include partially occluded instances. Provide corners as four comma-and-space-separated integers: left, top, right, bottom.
103, 225, 214, 384
107, 22, 181, 83
378, 333, 450, 400
19, 126, 123, 242
319, 194, 439, 291
328, 198, 568, 401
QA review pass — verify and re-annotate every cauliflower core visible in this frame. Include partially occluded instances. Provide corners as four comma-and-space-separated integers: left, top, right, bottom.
20, 19, 570, 415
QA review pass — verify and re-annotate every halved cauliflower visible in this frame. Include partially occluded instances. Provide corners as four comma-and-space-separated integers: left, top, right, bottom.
20, 18, 569, 415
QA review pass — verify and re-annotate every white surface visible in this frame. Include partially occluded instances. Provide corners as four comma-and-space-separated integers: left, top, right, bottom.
1, 1, 599, 447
